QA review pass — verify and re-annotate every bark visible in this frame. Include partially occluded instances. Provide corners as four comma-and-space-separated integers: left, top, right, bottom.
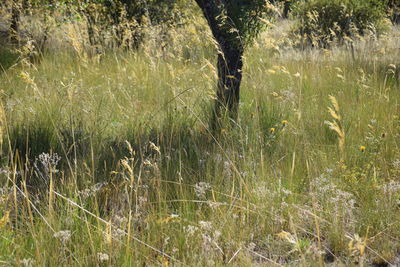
10, 0, 21, 43
195, 0, 244, 125
215, 46, 243, 122
80, 3, 97, 47
86, 13, 97, 47
283, 1, 291, 19
22, 0, 30, 13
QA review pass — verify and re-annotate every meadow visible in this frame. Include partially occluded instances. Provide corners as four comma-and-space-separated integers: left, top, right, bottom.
0, 14, 400, 266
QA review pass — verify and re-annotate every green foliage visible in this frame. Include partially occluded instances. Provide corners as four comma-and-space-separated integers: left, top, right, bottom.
222, 0, 273, 46
0, 48, 18, 72
78, 0, 190, 48
293, 0, 389, 47
211, 0, 275, 48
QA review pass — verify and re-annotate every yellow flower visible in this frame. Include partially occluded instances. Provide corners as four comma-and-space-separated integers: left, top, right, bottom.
360, 146, 366, 152
269, 127, 275, 134
281, 120, 288, 126
276, 231, 291, 239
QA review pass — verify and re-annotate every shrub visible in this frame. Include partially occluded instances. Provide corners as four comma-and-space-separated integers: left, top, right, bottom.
80, 0, 190, 49
293, 0, 389, 48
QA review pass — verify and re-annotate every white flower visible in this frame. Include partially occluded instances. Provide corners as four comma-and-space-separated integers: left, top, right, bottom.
112, 228, 125, 240
199, 221, 212, 231
33, 152, 61, 182
53, 230, 71, 243
223, 161, 233, 177
194, 182, 211, 198
183, 225, 198, 236
20, 258, 35, 267
97, 252, 109, 262
383, 180, 400, 194
113, 215, 128, 227
392, 159, 400, 168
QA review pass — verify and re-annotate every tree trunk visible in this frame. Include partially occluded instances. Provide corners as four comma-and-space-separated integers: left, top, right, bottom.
22, 0, 30, 13
10, 0, 21, 43
214, 46, 244, 124
283, 1, 291, 19
194, 0, 244, 126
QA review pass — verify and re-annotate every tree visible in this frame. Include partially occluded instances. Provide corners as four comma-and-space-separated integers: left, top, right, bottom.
294, 0, 388, 48
194, 0, 270, 127
388, 0, 400, 24
79, 0, 187, 49
9, 0, 21, 43
270, 0, 296, 18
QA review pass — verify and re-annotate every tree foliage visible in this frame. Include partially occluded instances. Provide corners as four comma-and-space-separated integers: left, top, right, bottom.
196, 0, 272, 50
293, 0, 389, 47
77, 0, 190, 48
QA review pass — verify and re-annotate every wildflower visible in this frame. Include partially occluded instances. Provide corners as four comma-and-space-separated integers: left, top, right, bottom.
183, 225, 198, 236
53, 230, 71, 243
112, 228, 126, 240
97, 252, 109, 262
276, 231, 291, 239
33, 152, 61, 182
199, 221, 212, 231
359, 146, 366, 152
194, 182, 211, 198
269, 127, 275, 134
392, 159, 400, 168
276, 231, 296, 244
223, 161, 233, 177
281, 120, 288, 126
383, 180, 400, 194
113, 214, 128, 227
293, 72, 301, 77
20, 258, 35, 267
78, 182, 108, 200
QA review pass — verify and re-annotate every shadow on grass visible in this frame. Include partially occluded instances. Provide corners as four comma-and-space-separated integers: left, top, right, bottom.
0, 46, 18, 73
3, 115, 217, 188
3, 103, 286, 196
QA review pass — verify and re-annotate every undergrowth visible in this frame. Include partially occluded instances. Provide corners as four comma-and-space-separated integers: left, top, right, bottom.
0, 15, 400, 267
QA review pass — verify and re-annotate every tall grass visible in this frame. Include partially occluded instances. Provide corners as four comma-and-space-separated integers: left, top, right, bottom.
0, 15, 400, 266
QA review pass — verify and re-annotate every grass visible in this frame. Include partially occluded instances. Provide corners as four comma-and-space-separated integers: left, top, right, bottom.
0, 17, 400, 266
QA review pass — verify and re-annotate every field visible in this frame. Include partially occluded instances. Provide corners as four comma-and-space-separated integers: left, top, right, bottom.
1, 13, 400, 266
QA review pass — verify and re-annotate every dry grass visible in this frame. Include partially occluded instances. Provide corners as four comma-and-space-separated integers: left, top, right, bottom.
0, 8, 400, 266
